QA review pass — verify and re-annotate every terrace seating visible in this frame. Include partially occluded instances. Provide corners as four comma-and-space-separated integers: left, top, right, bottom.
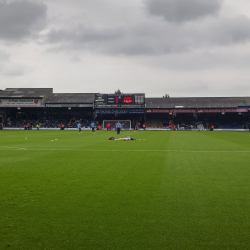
216, 123, 244, 129
4, 117, 92, 129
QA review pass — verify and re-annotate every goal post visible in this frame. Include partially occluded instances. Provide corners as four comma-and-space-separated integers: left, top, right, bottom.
102, 120, 131, 130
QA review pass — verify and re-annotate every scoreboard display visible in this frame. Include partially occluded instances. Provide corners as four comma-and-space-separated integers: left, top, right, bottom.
95, 93, 145, 108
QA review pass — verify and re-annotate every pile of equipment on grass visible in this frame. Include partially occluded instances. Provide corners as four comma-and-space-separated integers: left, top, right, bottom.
109, 136, 136, 141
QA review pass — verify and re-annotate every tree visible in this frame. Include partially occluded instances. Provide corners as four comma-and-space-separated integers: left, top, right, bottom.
115, 89, 122, 94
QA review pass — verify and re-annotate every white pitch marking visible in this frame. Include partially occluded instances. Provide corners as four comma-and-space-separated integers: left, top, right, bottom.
0, 146, 28, 150
1, 147, 250, 153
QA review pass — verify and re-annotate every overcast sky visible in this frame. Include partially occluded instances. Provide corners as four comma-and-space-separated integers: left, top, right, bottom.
1, 0, 250, 97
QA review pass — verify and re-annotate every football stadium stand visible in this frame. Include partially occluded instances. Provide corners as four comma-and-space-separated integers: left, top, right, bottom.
1, 88, 250, 130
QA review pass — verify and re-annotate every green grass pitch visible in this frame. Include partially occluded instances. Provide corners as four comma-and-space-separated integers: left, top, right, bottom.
1, 130, 250, 250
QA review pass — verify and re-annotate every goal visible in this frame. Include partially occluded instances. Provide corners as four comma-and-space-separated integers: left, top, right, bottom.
102, 120, 131, 130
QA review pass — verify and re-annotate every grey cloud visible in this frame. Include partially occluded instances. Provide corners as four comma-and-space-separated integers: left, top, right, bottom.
0, 1, 47, 40
166, 83, 210, 95
116, 15, 250, 53
0, 48, 27, 76
48, 25, 125, 43
144, 0, 223, 23
46, 25, 129, 54
45, 22, 190, 55
144, 46, 250, 72
204, 15, 250, 45
70, 56, 82, 62
179, 15, 250, 50
1, 64, 25, 76
0, 59, 26, 77
45, 14, 250, 56
41, 0, 250, 56
0, 50, 9, 61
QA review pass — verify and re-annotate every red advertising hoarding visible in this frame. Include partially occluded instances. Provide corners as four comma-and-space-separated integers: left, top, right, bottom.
145, 108, 249, 113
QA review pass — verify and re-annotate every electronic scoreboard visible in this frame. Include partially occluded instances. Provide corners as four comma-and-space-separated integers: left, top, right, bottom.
94, 93, 145, 108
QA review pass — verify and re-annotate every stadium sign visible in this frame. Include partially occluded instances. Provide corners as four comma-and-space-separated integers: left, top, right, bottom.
46, 104, 92, 108
198, 108, 249, 113
0, 99, 43, 107
95, 109, 144, 114
146, 108, 249, 113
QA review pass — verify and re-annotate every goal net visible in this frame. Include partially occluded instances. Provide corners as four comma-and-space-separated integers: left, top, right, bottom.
102, 120, 131, 130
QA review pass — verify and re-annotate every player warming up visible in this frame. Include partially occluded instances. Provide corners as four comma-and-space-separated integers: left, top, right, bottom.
116, 121, 121, 135
106, 122, 111, 131
77, 122, 82, 134
90, 122, 95, 134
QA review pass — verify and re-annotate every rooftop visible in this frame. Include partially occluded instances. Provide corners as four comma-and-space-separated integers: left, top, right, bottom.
0, 88, 53, 98
146, 97, 250, 108
45, 93, 97, 104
